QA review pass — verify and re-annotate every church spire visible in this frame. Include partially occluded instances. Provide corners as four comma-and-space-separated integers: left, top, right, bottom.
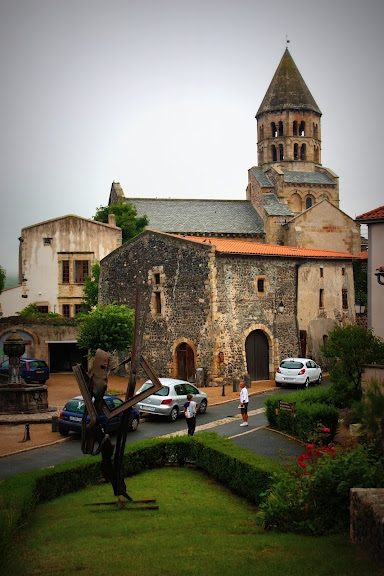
256, 48, 321, 119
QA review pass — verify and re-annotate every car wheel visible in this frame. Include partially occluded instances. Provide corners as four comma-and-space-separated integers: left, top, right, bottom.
303, 378, 310, 389
317, 373, 322, 385
275, 381, 282, 387
59, 429, 69, 437
129, 416, 140, 432
198, 399, 207, 414
168, 406, 179, 422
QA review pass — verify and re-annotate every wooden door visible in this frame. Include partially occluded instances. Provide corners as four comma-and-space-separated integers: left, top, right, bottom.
176, 343, 195, 381
245, 330, 269, 381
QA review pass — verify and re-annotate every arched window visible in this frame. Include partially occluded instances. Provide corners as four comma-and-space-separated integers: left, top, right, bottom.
294, 143, 299, 160
313, 123, 318, 139
306, 196, 313, 209
314, 145, 319, 163
279, 144, 284, 160
278, 121, 284, 136
271, 145, 277, 161
293, 121, 298, 136
271, 122, 277, 137
300, 143, 306, 160
299, 121, 305, 136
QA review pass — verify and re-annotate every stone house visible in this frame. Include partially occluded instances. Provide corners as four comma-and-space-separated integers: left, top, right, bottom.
0, 214, 121, 319
99, 230, 356, 384
356, 206, 384, 340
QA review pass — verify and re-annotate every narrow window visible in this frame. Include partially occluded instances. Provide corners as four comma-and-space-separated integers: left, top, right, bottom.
271, 122, 277, 137
75, 304, 82, 315
293, 121, 298, 136
155, 291, 161, 314
299, 121, 305, 136
279, 144, 284, 160
314, 146, 319, 162
306, 196, 313, 209
320, 267, 324, 278
342, 288, 348, 310
271, 145, 277, 161
300, 143, 306, 160
62, 304, 70, 318
278, 121, 283, 136
313, 123, 318, 138
74, 260, 90, 283
62, 260, 70, 283
323, 334, 328, 346
341, 267, 345, 275
294, 143, 299, 160
154, 273, 160, 284
319, 289, 324, 308
257, 278, 264, 292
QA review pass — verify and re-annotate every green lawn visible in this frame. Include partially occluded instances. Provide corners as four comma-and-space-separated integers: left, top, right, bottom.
8, 466, 382, 576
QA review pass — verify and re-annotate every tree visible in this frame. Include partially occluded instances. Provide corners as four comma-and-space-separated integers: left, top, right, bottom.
93, 199, 148, 243
0, 265, 6, 294
80, 261, 100, 313
320, 324, 384, 405
76, 303, 134, 358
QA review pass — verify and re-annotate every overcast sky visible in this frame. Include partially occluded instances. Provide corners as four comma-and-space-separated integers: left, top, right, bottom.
1, 0, 383, 277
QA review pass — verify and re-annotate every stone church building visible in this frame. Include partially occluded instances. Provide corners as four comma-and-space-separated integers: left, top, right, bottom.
109, 48, 361, 255
101, 48, 361, 384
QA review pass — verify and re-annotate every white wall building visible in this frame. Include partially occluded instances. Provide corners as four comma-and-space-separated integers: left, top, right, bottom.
0, 214, 121, 318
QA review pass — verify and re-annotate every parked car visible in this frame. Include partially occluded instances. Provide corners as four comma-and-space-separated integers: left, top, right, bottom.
58, 395, 140, 436
275, 358, 322, 388
0, 357, 50, 384
136, 378, 208, 422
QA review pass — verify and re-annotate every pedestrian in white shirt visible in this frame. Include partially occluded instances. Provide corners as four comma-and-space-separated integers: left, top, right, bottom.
239, 381, 249, 426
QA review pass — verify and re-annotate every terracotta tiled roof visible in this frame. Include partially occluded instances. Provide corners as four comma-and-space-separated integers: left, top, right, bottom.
353, 251, 368, 260
356, 206, 384, 221
180, 236, 354, 259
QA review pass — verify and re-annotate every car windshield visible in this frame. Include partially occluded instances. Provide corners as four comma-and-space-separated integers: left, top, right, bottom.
280, 361, 304, 369
136, 382, 169, 396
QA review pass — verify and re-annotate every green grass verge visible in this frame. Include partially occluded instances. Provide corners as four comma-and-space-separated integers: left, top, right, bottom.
5, 466, 382, 576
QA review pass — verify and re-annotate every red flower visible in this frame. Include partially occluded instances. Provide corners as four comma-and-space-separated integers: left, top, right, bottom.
321, 427, 330, 433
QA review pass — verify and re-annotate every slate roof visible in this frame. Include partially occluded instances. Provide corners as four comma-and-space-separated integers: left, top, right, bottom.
256, 48, 321, 117
355, 206, 384, 222
249, 168, 273, 187
181, 236, 354, 259
281, 170, 335, 185
124, 198, 265, 235
262, 194, 293, 217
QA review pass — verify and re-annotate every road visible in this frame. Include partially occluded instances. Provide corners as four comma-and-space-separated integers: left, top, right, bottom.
0, 385, 314, 480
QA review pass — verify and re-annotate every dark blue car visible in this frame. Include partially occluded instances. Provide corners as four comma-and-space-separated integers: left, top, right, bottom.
0, 357, 49, 384
58, 395, 140, 436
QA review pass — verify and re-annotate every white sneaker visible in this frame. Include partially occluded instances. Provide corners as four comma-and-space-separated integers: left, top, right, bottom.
240, 422, 248, 427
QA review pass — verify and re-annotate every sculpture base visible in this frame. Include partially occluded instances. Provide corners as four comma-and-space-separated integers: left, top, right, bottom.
0, 384, 48, 414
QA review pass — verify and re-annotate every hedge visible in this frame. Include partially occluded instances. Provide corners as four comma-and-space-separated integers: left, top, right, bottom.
0, 433, 283, 565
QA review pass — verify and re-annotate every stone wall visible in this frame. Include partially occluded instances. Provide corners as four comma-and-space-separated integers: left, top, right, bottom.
350, 488, 384, 565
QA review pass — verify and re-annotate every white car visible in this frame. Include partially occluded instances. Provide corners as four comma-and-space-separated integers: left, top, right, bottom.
275, 358, 322, 388
136, 378, 208, 422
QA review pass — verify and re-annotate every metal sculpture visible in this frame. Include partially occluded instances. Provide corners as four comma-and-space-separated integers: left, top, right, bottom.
73, 277, 163, 509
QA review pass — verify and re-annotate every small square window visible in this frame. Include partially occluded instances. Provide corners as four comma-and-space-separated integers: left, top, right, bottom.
43, 238, 52, 245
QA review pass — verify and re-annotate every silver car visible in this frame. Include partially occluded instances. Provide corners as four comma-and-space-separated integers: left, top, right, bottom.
275, 358, 322, 388
136, 378, 208, 422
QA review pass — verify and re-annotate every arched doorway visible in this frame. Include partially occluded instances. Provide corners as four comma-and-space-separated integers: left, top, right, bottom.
245, 330, 269, 381
176, 343, 195, 381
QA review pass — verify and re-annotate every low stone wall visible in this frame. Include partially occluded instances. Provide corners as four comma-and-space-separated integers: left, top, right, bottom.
350, 488, 384, 564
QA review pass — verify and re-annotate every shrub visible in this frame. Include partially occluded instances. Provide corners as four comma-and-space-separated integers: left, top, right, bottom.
257, 442, 384, 535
